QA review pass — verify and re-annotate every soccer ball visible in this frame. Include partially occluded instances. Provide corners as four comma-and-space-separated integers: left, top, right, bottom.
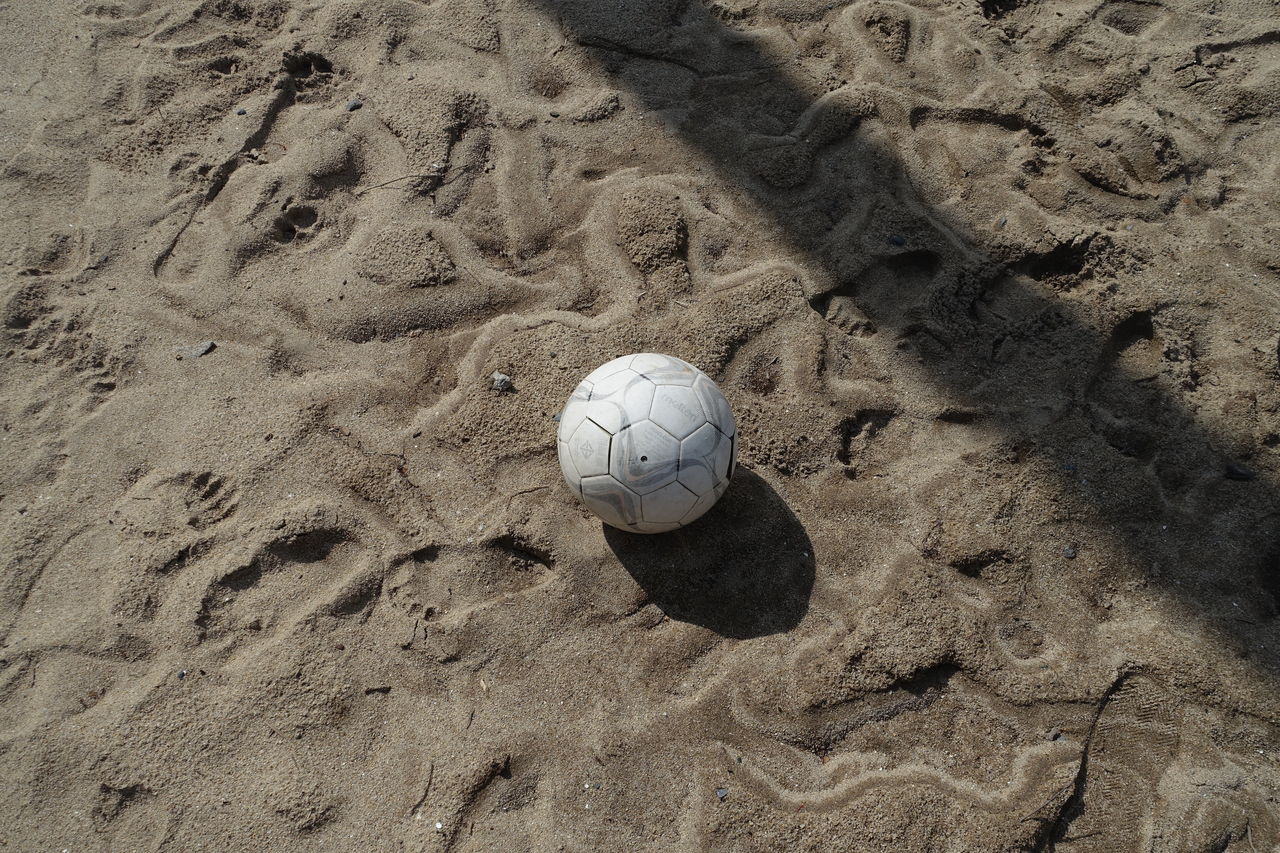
557, 353, 737, 533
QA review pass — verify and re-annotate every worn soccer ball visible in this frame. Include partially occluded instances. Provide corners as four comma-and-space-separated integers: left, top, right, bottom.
557, 353, 737, 534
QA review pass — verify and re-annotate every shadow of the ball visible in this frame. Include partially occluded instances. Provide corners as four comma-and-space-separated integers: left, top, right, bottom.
603, 467, 814, 639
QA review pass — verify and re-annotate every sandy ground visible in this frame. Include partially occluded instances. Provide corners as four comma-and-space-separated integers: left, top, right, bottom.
2, 0, 1280, 850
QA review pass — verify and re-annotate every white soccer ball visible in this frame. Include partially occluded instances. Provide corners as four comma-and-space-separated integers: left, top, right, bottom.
557, 353, 737, 534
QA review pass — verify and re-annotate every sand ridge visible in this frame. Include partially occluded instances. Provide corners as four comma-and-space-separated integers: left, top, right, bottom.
1, 0, 1279, 850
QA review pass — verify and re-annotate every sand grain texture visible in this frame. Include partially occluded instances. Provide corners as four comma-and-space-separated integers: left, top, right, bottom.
2, 0, 1279, 850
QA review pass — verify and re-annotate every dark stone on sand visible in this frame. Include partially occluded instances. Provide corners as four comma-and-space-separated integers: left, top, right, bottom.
1063, 545, 1077, 560
346, 99, 363, 111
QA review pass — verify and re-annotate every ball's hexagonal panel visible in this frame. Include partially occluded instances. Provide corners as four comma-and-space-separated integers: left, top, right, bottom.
557, 381, 593, 440
557, 441, 579, 493
641, 481, 700, 524
583, 355, 635, 385
693, 374, 735, 437
649, 385, 707, 440
713, 432, 735, 481
610, 420, 679, 495
678, 422, 728, 495
584, 371, 656, 434
680, 489, 720, 526
567, 419, 612, 478
590, 368, 643, 399
580, 475, 642, 531
632, 520, 682, 534
633, 352, 698, 386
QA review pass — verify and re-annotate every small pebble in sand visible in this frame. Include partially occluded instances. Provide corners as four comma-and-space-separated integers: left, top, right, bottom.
346, 99, 363, 111
887, 234, 906, 246
176, 341, 216, 360
1062, 545, 1077, 560
236, 108, 247, 115
716, 788, 729, 801
177, 670, 187, 680
491, 371, 514, 392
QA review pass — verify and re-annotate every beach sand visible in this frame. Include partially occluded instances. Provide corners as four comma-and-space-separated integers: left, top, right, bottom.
2, 0, 1279, 849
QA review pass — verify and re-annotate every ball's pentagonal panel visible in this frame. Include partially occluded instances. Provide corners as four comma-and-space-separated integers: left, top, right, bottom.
633, 352, 698, 386
583, 370, 655, 434
678, 423, 728, 495
693, 374, 736, 438
583, 355, 635, 385
567, 419, 612, 478
610, 421, 679, 495
580, 475, 643, 530
558, 381, 592, 438
641, 481, 700, 524
649, 384, 707, 440
557, 352, 737, 533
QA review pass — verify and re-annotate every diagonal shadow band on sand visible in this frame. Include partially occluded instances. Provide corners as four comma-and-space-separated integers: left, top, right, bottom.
530, 0, 1279, 674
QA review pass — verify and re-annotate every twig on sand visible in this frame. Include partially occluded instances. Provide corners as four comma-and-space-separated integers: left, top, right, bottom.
358, 168, 467, 197
355, 173, 437, 195
409, 762, 434, 818
505, 485, 548, 510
